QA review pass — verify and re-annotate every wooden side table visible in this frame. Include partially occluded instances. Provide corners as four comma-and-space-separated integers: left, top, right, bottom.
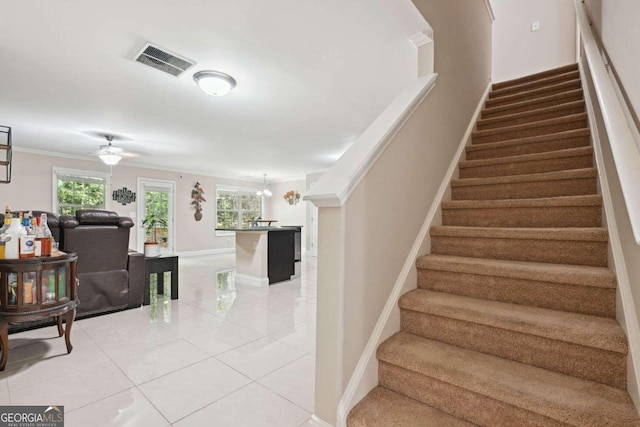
0, 252, 78, 370
143, 255, 178, 305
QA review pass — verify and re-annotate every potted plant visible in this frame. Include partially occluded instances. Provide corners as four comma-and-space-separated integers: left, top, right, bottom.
142, 214, 167, 257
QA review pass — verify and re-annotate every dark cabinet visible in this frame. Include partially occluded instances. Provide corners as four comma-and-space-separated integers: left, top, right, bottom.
267, 230, 295, 284
282, 226, 302, 262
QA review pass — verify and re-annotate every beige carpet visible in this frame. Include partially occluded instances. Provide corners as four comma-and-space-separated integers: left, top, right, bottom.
347, 63, 640, 426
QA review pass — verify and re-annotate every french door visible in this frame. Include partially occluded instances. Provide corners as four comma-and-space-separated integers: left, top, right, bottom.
137, 178, 176, 254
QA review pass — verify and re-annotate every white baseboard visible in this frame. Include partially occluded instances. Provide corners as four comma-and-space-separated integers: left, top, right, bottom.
335, 80, 493, 426
235, 273, 269, 287
176, 248, 235, 257
309, 415, 334, 427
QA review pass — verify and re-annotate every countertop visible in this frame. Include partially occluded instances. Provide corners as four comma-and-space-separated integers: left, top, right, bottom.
216, 227, 296, 232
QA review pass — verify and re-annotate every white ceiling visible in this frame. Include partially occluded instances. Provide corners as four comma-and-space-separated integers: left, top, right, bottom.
0, 0, 427, 181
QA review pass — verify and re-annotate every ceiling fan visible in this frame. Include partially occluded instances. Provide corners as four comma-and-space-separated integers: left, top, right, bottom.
87, 133, 136, 166
97, 135, 124, 165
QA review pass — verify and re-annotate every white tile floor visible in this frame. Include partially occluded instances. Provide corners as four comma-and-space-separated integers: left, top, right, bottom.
0, 254, 318, 426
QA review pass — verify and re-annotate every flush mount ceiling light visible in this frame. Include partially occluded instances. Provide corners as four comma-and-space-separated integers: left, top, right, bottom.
98, 135, 123, 166
193, 70, 237, 96
256, 174, 272, 197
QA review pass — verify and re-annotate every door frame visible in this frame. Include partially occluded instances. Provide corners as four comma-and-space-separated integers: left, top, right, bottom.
137, 178, 176, 254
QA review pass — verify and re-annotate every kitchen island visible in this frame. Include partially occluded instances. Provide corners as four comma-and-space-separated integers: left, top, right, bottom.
217, 227, 295, 286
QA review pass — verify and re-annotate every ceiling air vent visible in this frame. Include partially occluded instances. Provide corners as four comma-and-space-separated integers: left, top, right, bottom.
134, 43, 195, 77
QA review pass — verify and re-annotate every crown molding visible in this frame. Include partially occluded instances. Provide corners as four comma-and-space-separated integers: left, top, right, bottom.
12, 146, 275, 184
409, 31, 433, 48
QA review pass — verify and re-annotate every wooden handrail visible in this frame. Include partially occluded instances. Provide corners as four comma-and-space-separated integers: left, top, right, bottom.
575, 0, 640, 245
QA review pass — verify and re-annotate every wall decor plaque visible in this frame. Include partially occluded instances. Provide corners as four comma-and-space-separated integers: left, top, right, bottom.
112, 187, 136, 205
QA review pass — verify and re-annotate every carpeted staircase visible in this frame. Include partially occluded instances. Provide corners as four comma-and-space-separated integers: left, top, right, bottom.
347, 63, 640, 426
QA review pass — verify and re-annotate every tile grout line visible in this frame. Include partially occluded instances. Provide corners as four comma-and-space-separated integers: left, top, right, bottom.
5, 256, 318, 425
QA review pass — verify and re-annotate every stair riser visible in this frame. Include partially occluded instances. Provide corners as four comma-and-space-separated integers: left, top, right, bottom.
485, 81, 582, 109
347, 388, 476, 427
401, 310, 626, 388
347, 386, 475, 427
431, 235, 608, 266
417, 269, 616, 317
452, 177, 597, 200
442, 205, 602, 228
492, 64, 579, 91
472, 117, 588, 144
476, 104, 585, 131
482, 91, 583, 119
465, 135, 591, 160
379, 362, 565, 427
489, 72, 580, 98
459, 154, 593, 178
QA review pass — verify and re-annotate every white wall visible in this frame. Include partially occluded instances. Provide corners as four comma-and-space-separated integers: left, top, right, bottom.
580, 55, 640, 411
264, 178, 308, 251
584, 0, 640, 122
0, 150, 260, 254
306, 171, 324, 254
310, 0, 493, 422
492, 0, 576, 83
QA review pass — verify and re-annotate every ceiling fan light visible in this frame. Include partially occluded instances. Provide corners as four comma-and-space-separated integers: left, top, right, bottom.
193, 70, 237, 96
96, 137, 124, 165
99, 153, 122, 165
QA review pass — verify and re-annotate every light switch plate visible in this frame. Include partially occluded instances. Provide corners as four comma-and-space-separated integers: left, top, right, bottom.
531, 21, 540, 32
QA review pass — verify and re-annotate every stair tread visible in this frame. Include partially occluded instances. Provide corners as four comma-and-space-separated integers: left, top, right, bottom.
472, 113, 587, 139
482, 89, 584, 117
492, 64, 579, 90
378, 332, 640, 426
431, 225, 608, 242
477, 100, 585, 128
465, 128, 590, 155
348, 387, 474, 427
399, 289, 626, 353
485, 79, 582, 107
490, 71, 581, 97
416, 254, 615, 288
442, 194, 602, 209
460, 146, 592, 169
352, 64, 639, 426
451, 167, 596, 187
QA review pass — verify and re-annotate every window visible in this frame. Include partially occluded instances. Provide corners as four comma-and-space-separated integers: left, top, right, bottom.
216, 186, 262, 230
53, 168, 109, 215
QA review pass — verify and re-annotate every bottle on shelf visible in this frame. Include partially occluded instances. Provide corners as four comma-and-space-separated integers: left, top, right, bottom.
39, 213, 53, 256
22, 212, 33, 234
19, 214, 35, 259
34, 216, 43, 257
0, 206, 11, 259
4, 217, 24, 259
22, 283, 32, 304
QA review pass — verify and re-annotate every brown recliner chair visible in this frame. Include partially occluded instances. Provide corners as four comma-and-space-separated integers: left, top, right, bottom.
59, 209, 144, 317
